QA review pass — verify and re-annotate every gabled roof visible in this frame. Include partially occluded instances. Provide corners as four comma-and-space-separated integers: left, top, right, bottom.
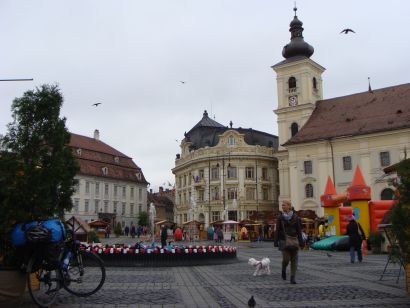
70, 133, 130, 158
284, 83, 410, 146
69, 132, 148, 185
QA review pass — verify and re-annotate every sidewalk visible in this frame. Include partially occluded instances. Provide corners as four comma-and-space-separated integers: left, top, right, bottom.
20, 240, 410, 307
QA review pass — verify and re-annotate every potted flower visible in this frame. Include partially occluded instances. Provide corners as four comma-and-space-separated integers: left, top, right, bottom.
390, 158, 410, 293
0, 85, 78, 305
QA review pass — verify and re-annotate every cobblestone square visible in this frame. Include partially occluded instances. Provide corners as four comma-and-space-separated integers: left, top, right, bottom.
20, 240, 409, 307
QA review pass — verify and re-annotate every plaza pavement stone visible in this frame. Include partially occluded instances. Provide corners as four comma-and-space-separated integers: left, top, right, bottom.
19, 238, 410, 307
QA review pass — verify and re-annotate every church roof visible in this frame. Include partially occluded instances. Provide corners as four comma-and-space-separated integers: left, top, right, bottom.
184, 111, 278, 150
284, 83, 410, 146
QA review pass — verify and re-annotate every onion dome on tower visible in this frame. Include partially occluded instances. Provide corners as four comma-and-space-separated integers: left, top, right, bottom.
282, 6, 314, 59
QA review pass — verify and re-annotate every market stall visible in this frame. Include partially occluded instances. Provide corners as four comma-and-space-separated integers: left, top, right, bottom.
222, 220, 239, 241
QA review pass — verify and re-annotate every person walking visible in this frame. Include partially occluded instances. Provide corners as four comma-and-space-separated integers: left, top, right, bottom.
160, 225, 167, 247
346, 215, 366, 263
274, 200, 303, 284
124, 225, 130, 237
130, 224, 136, 238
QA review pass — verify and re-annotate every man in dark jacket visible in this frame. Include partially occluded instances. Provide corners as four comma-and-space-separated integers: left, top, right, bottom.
346, 215, 365, 263
274, 200, 304, 284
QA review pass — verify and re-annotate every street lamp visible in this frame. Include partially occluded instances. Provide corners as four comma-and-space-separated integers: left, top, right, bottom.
216, 152, 231, 222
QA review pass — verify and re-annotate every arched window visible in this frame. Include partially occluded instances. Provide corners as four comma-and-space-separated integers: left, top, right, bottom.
288, 77, 296, 89
291, 122, 299, 137
313, 77, 317, 90
380, 188, 395, 200
305, 184, 314, 198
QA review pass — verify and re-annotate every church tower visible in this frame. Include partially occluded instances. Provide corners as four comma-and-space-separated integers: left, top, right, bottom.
272, 7, 325, 150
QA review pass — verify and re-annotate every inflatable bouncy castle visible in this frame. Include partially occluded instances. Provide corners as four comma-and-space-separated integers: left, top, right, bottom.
320, 165, 396, 237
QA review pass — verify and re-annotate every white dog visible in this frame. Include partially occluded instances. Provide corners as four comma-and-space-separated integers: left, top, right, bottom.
248, 257, 271, 276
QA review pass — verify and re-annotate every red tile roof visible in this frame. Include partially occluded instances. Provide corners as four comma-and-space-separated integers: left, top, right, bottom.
284, 83, 410, 146
69, 133, 148, 185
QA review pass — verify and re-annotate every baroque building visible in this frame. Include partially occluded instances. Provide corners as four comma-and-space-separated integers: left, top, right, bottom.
172, 111, 279, 227
273, 8, 410, 215
65, 130, 149, 228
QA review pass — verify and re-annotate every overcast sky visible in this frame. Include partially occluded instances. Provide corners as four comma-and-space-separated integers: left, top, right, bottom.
1, 0, 410, 191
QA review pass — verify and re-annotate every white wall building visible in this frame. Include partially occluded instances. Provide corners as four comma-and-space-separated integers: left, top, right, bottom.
65, 130, 149, 228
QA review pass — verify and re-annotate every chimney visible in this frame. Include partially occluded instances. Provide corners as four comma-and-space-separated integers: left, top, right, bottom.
94, 129, 100, 140
159, 186, 164, 194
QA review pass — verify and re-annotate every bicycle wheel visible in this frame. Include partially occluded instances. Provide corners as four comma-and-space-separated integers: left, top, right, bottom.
62, 250, 105, 297
27, 255, 61, 308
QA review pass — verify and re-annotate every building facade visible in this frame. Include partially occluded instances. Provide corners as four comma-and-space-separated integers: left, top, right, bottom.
65, 130, 149, 228
172, 111, 279, 227
273, 8, 410, 215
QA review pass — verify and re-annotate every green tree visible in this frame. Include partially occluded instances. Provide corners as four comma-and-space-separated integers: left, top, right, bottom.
391, 158, 410, 263
138, 211, 149, 226
0, 84, 78, 232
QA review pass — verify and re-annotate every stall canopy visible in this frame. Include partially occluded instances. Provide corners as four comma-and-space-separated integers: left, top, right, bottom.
88, 219, 109, 229
65, 216, 91, 242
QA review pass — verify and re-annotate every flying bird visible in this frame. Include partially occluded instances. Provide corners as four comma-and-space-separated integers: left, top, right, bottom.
248, 295, 256, 308
92, 103, 102, 107
179, 81, 186, 84
340, 28, 355, 34
326, 253, 333, 258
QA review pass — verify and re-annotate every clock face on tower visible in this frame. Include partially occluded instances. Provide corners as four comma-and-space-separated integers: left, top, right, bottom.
288, 95, 298, 107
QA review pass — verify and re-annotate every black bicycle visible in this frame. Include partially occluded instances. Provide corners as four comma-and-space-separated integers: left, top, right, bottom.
25, 222, 106, 307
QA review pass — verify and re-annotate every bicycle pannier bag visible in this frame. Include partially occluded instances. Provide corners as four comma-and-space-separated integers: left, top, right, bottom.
11, 221, 38, 247
42, 219, 66, 243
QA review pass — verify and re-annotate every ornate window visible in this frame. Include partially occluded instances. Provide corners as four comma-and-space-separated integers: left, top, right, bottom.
227, 166, 237, 179
305, 184, 314, 198
246, 187, 256, 200
245, 167, 254, 179
304, 161, 312, 174
288, 77, 296, 89
227, 187, 238, 200
211, 167, 219, 180
343, 156, 352, 171
380, 151, 390, 167
228, 135, 236, 146
291, 122, 298, 137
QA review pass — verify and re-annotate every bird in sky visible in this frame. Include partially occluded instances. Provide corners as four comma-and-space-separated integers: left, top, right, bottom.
92, 103, 102, 107
340, 28, 355, 34
179, 81, 186, 84
248, 295, 256, 308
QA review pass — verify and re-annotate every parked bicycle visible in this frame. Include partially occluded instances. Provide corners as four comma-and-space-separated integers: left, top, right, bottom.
19, 219, 106, 307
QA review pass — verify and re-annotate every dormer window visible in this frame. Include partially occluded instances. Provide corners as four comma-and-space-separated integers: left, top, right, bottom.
114, 156, 119, 163
288, 77, 296, 90
136, 172, 142, 180
228, 135, 236, 146
102, 167, 108, 176
76, 148, 82, 156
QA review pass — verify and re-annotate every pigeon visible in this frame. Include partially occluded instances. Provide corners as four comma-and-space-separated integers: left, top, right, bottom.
92, 103, 102, 107
248, 295, 256, 308
326, 253, 332, 257
340, 28, 355, 34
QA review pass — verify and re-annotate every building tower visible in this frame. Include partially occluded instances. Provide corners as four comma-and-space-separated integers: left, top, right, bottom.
272, 6, 325, 149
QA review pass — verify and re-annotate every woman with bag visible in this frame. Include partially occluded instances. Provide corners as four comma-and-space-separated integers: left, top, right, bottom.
274, 200, 304, 284
346, 215, 366, 263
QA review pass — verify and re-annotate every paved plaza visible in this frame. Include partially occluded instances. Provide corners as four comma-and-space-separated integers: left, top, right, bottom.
20, 238, 409, 307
